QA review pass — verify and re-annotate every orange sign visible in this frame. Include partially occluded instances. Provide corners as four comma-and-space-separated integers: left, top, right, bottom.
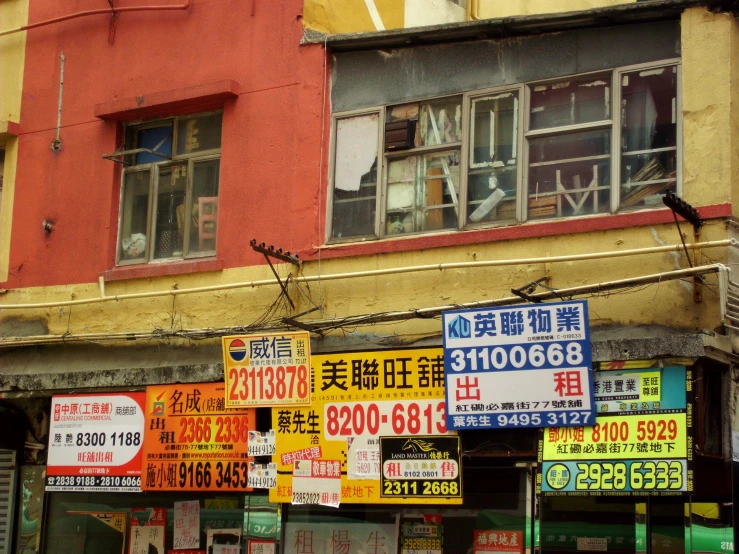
222, 332, 311, 408
141, 383, 255, 491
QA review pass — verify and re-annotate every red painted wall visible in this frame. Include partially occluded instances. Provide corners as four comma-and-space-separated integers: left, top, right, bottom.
4, 0, 327, 288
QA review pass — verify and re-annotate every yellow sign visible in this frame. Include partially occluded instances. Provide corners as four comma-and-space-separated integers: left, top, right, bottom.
270, 347, 460, 504
223, 332, 311, 408
542, 413, 687, 460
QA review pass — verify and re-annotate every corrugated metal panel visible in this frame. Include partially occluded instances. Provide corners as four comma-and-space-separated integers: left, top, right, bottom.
0, 449, 17, 554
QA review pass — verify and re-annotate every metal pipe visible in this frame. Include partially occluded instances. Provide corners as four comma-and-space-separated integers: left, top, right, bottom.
0, 0, 191, 38
0, 239, 733, 311
0, 263, 726, 348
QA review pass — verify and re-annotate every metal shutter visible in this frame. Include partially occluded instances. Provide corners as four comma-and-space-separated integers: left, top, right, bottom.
0, 449, 17, 554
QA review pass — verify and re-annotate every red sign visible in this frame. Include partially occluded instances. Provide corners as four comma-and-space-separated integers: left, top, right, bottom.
473, 531, 523, 554
280, 446, 322, 466
424, 514, 443, 524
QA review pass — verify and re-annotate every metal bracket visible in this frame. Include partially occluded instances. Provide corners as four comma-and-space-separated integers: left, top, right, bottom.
250, 239, 301, 310
108, 0, 119, 44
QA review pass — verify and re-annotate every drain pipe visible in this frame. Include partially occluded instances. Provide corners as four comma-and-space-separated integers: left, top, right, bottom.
0, 0, 192, 38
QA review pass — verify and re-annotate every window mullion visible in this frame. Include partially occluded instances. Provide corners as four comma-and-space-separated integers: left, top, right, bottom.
183, 159, 194, 257
611, 69, 621, 214
459, 93, 471, 228
377, 108, 386, 238
520, 84, 531, 223
146, 166, 159, 263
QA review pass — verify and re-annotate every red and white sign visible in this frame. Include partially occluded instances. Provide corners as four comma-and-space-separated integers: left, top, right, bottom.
424, 514, 442, 524
291, 459, 342, 508
281, 446, 322, 466
46, 393, 145, 492
473, 531, 523, 554
174, 501, 201, 550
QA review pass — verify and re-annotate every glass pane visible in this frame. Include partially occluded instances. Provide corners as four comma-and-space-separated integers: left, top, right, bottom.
530, 74, 611, 130
528, 129, 611, 219
189, 159, 220, 255
134, 124, 173, 164
418, 97, 462, 147
153, 165, 187, 259
620, 150, 677, 210
177, 113, 223, 155
118, 170, 151, 263
467, 91, 519, 224
620, 66, 678, 210
386, 150, 460, 235
621, 66, 677, 153
331, 114, 379, 239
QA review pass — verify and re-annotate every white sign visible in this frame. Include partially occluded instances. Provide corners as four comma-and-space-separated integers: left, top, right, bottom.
291, 459, 341, 508
577, 538, 608, 551
129, 526, 164, 554
249, 430, 277, 456
285, 523, 397, 554
248, 462, 277, 489
442, 300, 594, 430
174, 501, 201, 549
347, 437, 381, 480
46, 393, 145, 492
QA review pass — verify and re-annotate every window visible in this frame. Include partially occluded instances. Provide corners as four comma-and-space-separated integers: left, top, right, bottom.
0, 148, 5, 217
116, 112, 222, 265
327, 61, 679, 242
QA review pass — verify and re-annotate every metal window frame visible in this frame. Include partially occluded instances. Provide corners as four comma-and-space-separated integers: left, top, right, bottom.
326, 108, 384, 244
115, 111, 222, 266
613, 59, 682, 212
325, 59, 682, 242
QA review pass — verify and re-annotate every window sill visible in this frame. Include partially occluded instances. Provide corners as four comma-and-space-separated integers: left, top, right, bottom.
311, 203, 732, 261
103, 258, 225, 282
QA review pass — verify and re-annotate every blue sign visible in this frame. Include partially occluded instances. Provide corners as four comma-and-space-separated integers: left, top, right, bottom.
441, 300, 594, 430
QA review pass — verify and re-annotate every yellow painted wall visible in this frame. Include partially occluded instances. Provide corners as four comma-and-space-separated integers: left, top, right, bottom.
475, 0, 634, 19
681, 8, 736, 211
303, 0, 403, 34
0, 220, 729, 345
0, 0, 27, 123
0, 0, 28, 283
730, 15, 739, 217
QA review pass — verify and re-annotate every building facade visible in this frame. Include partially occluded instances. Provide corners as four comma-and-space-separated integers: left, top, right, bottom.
0, 1, 738, 554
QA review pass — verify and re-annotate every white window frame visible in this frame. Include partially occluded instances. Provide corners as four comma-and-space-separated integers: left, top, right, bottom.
326, 59, 681, 244
116, 111, 222, 266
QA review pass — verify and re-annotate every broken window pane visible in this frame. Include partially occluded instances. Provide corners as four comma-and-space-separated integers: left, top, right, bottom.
467, 91, 519, 224
530, 74, 611, 130
153, 166, 187, 259
134, 124, 173, 164
528, 129, 611, 219
331, 114, 380, 239
620, 66, 678, 209
118, 170, 151, 262
418, 97, 462, 147
386, 150, 460, 234
189, 159, 220, 255
177, 113, 223, 155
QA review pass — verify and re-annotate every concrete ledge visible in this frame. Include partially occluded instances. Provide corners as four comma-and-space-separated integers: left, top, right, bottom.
94, 79, 240, 121
0, 332, 708, 394
0, 119, 20, 140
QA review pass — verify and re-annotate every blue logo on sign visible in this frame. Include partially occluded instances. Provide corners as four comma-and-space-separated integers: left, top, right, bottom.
447, 315, 471, 338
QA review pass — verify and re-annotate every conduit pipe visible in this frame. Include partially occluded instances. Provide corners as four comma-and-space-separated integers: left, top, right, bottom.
0, 239, 733, 311
0, 0, 191, 38
0, 263, 727, 348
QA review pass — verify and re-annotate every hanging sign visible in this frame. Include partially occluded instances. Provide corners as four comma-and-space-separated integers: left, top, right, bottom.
46, 393, 145, 492
380, 436, 462, 499
270, 347, 455, 505
539, 365, 693, 495
141, 383, 255, 491
442, 300, 594, 430
222, 332, 311, 408
174, 501, 201, 549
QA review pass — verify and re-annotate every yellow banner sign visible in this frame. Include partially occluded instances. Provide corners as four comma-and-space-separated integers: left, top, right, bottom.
269, 347, 461, 505
223, 332, 311, 408
542, 413, 687, 460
